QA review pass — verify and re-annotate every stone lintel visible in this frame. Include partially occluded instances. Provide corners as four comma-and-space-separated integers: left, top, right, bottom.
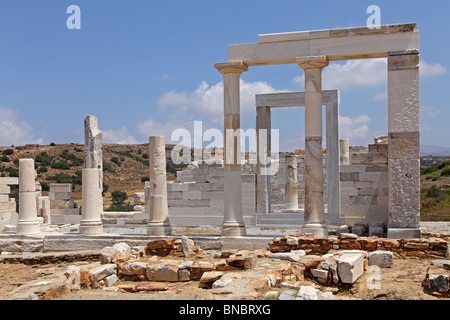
259, 23, 417, 43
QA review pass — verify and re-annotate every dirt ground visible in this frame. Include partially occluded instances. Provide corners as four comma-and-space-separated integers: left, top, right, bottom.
0, 256, 447, 301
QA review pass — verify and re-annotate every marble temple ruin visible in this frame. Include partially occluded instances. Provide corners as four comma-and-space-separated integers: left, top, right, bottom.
0, 23, 422, 241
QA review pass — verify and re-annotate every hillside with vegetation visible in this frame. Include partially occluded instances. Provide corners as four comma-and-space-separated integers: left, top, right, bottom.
1, 144, 450, 221
420, 157, 450, 221
0, 143, 186, 209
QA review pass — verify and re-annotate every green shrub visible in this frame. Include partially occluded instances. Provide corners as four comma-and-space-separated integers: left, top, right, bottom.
425, 185, 443, 198
38, 166, 48, 173
438, 160, 450, 170
441, 167, 450, 177
71, 175, 82, 185
111, 190, 128, 206
103, 161, 116, 174
5, 167, 18, 177
40, 182, 50, 191
135, 157, 149, 166
50, 143, 56, 146
51, 160, 71, 170
35, 152, 53, 166
105, 204, 134, 212
47, 173, 71, 184
1, 155, 10, 162
2, 149, 14, 155
141, 176, 150, 183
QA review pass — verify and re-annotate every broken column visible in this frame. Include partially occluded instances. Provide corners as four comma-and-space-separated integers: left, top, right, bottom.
285, 155, 299, 211
387, 50, 421, 239
79, 168, 103, 235
215, 61, 248, 236
16, 159, 40, 235
147, 136, 171, 236
340, 139, 350, 165
297, 56, 328, 236
84, 115, 103, 193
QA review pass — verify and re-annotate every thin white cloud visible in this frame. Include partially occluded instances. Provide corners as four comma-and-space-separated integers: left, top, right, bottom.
157, 80, 286, 124
135, 118, 187, 141
372, 90, 388, 101
420, 61, 447, 77
103, 127, 138, 144
0, 107, 43, 147
160, 74, 170, 80
135, 79, 288, 147
293, 59, 387, 91
421, 105, 441, 118
339, 115, 372, 142
293, 59, 447, 91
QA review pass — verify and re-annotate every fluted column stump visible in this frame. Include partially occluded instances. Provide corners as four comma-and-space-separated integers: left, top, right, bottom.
340, 139, 350, 165
16, 159, 40, 235
147, 136, 171, 236
284, 155, 299, 211
297, 56, 329, 236
79, 168, 103, 235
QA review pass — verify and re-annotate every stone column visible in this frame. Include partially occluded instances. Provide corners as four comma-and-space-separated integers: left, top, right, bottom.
285, 155, 299, 211
256, 105, 271, 214
297, 56, 329, 236
215, 61, 248, 236
147, 136, 171, 236
84, 115, 103, 193
80, 168, 103, 235
325, 93, 341, 226
16, 159, 40, 234
387, 50, 421, 239
340, 139, 350, 165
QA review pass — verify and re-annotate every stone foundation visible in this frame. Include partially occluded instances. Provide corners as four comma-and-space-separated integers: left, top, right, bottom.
268, 233, 448, 259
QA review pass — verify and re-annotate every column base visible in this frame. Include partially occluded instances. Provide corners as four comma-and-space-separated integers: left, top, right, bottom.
221, 221, 246, 237
387, 228, 421, 239
16, 220, 41, 235
284, 204, 300, 211
79, 221, 103, 235
301, 224, 328, 236
281, 208, 302, 213
147, 222, 172, 236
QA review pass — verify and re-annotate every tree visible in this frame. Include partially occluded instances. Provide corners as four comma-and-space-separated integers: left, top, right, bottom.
111, 190, 127, 206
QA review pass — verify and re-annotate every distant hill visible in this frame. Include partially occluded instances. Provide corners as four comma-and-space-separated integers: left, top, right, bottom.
0, 143, 185, 208
420, 145, 450, 156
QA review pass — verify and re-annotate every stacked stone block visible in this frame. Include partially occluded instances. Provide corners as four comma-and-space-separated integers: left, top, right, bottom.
0, 177, 19, 231
269, 155, 327, 210
166, 163, 255, 226
340, 138, 389, 228
49, 183, 81, 225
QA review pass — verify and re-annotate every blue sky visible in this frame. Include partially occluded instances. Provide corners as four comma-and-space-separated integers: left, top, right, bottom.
0, 0, 449, 151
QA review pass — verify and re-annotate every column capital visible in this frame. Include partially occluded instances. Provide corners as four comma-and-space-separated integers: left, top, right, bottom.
388, 49, 419, 71
215, 61, 248, 74
296, 56, 329, 70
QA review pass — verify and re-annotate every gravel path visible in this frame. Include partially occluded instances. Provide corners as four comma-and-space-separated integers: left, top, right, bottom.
420, 222, 450, 234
